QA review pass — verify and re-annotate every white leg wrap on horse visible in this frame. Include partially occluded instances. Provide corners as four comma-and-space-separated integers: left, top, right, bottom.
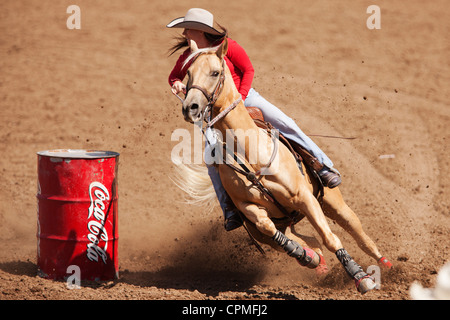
272, 230, 313, 266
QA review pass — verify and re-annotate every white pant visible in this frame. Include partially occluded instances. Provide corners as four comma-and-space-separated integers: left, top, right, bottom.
244, 88, 334, 169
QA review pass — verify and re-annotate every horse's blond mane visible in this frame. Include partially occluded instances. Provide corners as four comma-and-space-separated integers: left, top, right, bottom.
182, 44, 222, 70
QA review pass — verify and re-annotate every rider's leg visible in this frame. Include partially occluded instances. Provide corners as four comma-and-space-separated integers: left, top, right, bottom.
207, 165, 242, 231
244, 88, 341, 188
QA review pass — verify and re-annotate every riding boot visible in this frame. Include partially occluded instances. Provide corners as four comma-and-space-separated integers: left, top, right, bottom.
222, 188, 243, 231
207, 165, 243, 231
224, 207, 243, 231
290, 140, 342, 189
318, 167, 342, 189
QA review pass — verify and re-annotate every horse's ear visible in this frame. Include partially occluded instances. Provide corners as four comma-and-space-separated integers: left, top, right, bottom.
216, 38, 228, 60
189, 39, 199, 52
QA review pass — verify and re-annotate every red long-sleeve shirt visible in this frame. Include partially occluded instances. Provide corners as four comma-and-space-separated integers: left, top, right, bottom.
168, 38, 255, 100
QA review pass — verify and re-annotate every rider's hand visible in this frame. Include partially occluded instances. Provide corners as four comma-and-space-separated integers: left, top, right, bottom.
171, 80, 186, 95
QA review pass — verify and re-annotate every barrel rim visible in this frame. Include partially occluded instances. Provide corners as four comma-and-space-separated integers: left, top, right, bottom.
37, 149, 120, 159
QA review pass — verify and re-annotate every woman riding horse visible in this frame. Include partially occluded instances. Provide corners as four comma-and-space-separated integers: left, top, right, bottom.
175, 38, 391, 294
168, 9, 393, 295
167, 8, 342, 231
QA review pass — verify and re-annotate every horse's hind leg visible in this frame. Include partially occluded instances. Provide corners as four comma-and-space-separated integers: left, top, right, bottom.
322, 187, 392, 268
293, 187, 376, 293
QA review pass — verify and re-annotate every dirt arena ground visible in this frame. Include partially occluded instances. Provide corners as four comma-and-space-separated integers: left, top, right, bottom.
1, 0, 449, 301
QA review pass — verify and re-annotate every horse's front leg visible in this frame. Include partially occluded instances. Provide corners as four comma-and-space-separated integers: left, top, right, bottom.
237, 202, 321, 270
289, 225, 329, 275
238, 202, 277, 237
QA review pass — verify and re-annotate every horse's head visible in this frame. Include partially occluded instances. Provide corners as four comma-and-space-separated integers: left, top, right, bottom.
182, 39, 228, 123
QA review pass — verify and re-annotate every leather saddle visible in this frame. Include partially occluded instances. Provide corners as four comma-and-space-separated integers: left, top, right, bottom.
246, 107, 324, 173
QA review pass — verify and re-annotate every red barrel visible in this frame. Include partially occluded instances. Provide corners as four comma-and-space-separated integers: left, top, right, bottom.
36, 149, 119, 281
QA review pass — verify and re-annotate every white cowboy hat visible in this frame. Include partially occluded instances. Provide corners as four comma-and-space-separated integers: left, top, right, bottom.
166, 8, 225, 36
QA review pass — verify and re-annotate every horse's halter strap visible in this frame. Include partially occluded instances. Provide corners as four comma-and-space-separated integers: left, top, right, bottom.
207, 96, 242, 128
186, 57, 225, 115
184, 55, 242, 130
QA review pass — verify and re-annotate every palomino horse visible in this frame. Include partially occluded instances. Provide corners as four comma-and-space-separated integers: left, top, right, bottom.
175, 39, 392, 294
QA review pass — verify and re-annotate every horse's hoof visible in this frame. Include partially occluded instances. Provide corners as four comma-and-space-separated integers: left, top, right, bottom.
378, 256, 393, 269
356, 275, 376, 294
300, 248, 321, 269
297, 249, 328, 274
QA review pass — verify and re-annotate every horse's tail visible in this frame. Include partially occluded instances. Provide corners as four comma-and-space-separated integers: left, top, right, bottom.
170, 160, 218, 214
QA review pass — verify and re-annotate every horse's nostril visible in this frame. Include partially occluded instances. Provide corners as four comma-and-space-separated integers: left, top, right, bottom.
191, 103, 199, 111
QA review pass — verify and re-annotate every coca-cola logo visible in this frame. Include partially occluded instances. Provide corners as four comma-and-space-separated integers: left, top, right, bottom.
86, 182, 110, 264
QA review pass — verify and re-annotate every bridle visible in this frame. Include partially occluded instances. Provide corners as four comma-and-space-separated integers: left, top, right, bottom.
186, 58, 226, 111
179, 53, 242, 129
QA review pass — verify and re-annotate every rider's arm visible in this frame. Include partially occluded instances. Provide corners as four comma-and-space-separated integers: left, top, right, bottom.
225, 38, 255, 100
168, 49, 191, 91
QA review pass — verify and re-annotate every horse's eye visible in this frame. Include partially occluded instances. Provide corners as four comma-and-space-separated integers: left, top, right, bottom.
211, 71, 220, 77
